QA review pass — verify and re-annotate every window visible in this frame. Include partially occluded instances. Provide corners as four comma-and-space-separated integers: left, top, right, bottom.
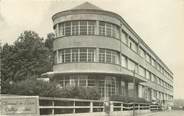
99, 49, 118, 64
88, 21, 95, 35
146, 54, 151, 63
88, 76, 95, 86
65, 22, 71, 36
99, 21, 119, 38
64, 49, 71, 62
105, 76, 117, 97
57, 50, 62, 63
128, 38, 138, 52
99, 49, 106, 63
121, 55, 127, 67
57, 21, 120, 38
128, 59, 137, 71
56, 48, 95, 63
139, 66, 145, 77
111, 51, 117, 64
151, 74, 155, 82
121, 31, 127, 44
58, 21, 96, 36
106, 50, 112, 63
146, 70, 151, 80
128, 82, 134, 97
106, 23, 111, 37
151, 58, 156, 67
58, 23, 64, 36
79, 48, 87, 62
80, 21, 87, 35
72, 21, 79, 35
140, 47, 145, 58
71, 48, 78, 62
88, 48, 95, 62
99, 22, 106, 36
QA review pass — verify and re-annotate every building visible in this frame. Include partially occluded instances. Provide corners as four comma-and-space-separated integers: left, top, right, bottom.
44, 2, 174, 105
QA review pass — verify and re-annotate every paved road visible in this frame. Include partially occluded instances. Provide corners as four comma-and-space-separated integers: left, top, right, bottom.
144, 110, 184, 116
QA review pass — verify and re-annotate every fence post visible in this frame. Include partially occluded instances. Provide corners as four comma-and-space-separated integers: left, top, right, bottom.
133, 103, 135, 116
121, 103, 124, 111
90, 101, 93, 112
73, 100, 75, 113
51, 100, 54, 115
110, 101, 114, 112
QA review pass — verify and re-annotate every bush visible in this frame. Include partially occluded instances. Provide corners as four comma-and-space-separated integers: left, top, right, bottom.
4, 79, 100, 100
5, 79, 62, 97
110, 95, 150, 103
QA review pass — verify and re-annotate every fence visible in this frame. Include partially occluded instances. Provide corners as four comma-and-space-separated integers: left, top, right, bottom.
39, 97, 159, 115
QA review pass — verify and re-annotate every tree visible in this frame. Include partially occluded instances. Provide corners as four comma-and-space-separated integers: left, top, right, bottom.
44, 32, 55, 71
45, 33, 54, 51
1, 31, 52, 84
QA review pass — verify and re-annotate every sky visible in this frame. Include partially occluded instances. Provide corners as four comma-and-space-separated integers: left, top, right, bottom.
0, 0, 184, 99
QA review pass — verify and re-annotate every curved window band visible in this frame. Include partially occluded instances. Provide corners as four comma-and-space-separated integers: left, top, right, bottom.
55, 20, 120, 39
55, 48, 119, 65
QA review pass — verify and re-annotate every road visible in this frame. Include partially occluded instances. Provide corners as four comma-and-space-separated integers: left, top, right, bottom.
143, 110, 184, 116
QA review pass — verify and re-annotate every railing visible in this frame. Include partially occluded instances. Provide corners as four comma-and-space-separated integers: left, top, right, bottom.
39, 97, 160, 115
150, 104, 162, 111
112, 101, 150, 111
39, 97, 104, 115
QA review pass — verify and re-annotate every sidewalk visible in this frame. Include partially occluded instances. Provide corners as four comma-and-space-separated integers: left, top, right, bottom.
139, 112, 160, 116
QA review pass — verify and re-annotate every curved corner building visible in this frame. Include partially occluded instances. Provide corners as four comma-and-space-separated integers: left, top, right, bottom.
48, 2, 173, 105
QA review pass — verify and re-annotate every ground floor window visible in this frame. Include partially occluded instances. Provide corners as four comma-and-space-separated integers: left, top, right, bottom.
53, 74, 154, 100
56, 75, 118, 97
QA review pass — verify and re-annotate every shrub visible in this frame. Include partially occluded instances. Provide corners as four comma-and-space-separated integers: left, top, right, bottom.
5, 79, 100, 100
110, 95, 150, 103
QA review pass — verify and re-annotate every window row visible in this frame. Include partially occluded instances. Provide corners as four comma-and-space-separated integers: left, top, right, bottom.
55, 20, 119, 38
54, 48, 119, 64
121, 30, 172, 80
121, 54, 173, 90
139, 85, 173, 101
57, 20, 96, 36
151, 89, 173, 101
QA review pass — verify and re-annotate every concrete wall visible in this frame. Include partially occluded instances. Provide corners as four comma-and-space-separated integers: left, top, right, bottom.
54, 36, 120, 51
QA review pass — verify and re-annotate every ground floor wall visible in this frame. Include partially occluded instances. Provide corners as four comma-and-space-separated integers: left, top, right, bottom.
44, 73, 172, 105
51, 74, 141, 99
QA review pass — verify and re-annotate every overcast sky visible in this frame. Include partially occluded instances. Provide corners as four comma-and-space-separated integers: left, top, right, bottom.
0, 0, 184, 99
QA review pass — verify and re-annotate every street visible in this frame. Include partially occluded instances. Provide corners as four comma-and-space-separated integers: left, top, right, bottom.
144, 110, 184, 116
